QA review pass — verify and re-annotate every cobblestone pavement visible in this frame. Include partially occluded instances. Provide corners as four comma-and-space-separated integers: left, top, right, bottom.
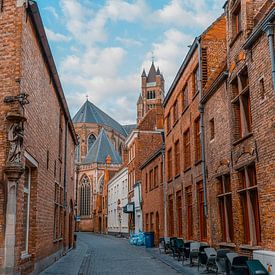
40, 232, 179, 275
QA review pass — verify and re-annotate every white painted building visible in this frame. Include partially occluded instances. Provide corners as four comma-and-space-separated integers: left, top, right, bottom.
108, 167, 129, 235
133, 181, 143, 234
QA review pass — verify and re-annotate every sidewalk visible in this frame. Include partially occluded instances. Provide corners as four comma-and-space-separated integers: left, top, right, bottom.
40, 238, 88, 275
144, 247, 203, 275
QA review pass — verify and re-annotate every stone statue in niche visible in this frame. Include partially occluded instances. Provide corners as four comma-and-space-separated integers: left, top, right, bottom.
7, 122, 24, 164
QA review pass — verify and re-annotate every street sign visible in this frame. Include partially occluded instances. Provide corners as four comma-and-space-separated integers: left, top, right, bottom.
75, 215, 81, 222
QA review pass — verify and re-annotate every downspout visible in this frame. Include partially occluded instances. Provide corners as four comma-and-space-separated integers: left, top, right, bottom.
63, 120, 68, 209
197, 38, 208, 218
160, 131, 167, 236
264, 24, 275, 96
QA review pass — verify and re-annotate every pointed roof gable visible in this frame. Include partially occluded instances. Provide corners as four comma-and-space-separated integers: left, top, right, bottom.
82, 128, 122, 165
147, 62, 157, 83
73, 100, 128, 137
141, 69, 146, 77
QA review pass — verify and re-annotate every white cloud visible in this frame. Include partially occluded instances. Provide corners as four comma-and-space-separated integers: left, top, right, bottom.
44, 6, 58, 18
142, 28, 193, 91
54, 0, 224, 123
115, 37, 143, 47
154, 0, 224, 28
45, 28, 71, 42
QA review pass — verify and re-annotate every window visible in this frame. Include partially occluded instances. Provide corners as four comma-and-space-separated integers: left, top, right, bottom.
22, 166, 31, 254
238, 164, 261, 245
150, 212, 154, 232
166, 112, 171, 132
75, 136, 81, 162
154, 166, 158, 188
147, 90, 156, 99
259, 78, 265, 100
217, 174, 234, 243
167, 148, 172, 180
149, 169, 153, 190
193, 66, 199, 96
210, 118, 215, 140
182, 85, 189, 110
186, 186, 193, 239
80, 175, 91, 216
173, 100, 178, 123
198, 182, 207, 241
174, 140, 180, 175
145, 213, 149, 232
54, 182, 64, 240
145, 173, 148, 193
168, 195, 174, 236
194, 117, 201, 162
232, 67, 252, 140
233, 6, 241, 35
176, 191, 183, 237
58, 112, 63, 159
87, 134, 96, 152
183, 129, 191, 169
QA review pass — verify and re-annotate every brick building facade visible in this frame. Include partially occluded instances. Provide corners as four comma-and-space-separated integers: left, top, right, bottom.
163, 15, 226, 242
125, 106, 164, 233
140, 148, 164, 245
163, 0, 275, 255
0, 1, 77, 273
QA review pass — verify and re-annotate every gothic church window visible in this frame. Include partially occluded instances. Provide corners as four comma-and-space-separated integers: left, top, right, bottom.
75, 135, 81, 162
80, 175, 91, 216
87, 134, 96, 152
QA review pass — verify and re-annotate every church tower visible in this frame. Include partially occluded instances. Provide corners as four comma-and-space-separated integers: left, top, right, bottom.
137, 61, 164, 124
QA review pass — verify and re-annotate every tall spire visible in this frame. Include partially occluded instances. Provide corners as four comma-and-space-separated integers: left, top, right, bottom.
156, 67, 160, 75
141, 69, 146, 77
147, 62, 157, 83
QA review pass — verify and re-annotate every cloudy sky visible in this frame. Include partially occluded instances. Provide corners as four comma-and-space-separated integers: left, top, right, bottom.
37, 0, 224, 124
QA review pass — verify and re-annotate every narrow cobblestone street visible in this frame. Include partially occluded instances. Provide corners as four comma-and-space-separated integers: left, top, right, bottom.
41, 233, 179, 275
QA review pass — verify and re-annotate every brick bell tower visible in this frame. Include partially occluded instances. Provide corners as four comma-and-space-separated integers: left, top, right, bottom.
137, 61, 164, 124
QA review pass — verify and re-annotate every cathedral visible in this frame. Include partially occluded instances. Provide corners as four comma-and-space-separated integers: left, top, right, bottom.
73, 100, 135, 232
74, 61, 163, 233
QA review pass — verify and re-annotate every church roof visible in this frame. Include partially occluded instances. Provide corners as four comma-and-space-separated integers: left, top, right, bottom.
73, 100, 128, 137
82, 128, 122, 165
123, 124, 136, 135
147, 62, 157, 83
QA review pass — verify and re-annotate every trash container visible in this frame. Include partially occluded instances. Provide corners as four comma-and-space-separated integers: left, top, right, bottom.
144, 232, 154, 248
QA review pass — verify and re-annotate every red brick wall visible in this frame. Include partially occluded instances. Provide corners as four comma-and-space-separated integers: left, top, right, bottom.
164, 16, 226, 242
141, 152, 164, 245
0, 2, 76, 272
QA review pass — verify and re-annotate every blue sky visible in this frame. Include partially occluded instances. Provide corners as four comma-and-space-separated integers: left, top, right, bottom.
37, 0, 224, 124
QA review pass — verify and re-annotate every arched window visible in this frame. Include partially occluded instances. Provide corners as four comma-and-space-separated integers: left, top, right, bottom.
75, 136, 81, 162
80, 175, 91, 216
87, 134, 96, 152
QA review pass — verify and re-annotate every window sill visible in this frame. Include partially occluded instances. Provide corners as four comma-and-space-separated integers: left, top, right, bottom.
233, 132, 253, 146
218, 242, 236, 248
184, 166, 191, 173
174, 173, 180, 179
240, 244, 262, 251
195, 159, 202, 166
173, 119, 179, 127
53, 238, 63, 243
229, 30, 243, 48
192, 90, 199, 100
182, 106, 189, 116
166, 129, 172, 137
167, 178, 173, 183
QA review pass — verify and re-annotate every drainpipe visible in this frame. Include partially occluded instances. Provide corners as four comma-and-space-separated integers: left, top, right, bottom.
197, 38, 208, 218
63, 120, 68, 209
264, 24, 275, 96
160, 130, 167, 236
